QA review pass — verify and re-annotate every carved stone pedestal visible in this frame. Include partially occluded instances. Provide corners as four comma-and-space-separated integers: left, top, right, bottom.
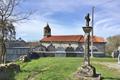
74, 65, 101, 80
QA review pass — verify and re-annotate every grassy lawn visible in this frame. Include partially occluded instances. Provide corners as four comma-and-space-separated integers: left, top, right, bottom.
14, 57, 120, 80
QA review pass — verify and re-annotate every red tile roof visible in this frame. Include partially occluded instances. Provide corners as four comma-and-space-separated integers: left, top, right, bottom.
92, 36, 106, 43
27, 42, 39, 47
40, 35, 106, 43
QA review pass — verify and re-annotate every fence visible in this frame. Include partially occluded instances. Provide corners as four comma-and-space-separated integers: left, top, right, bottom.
6, 51, 105, 61
32, 51, 105, 57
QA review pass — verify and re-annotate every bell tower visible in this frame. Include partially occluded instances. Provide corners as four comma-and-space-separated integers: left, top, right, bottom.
44, 23, 51, 37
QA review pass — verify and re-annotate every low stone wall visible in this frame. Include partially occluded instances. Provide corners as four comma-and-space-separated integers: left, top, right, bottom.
31, 51, 105, 57
0, 63, 20, 80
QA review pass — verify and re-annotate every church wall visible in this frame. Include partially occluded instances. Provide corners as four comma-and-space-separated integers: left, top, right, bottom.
93, 43, 105, 53
34, 41, 106, 57
41, 42, 84, 50
41, 42, 105, 53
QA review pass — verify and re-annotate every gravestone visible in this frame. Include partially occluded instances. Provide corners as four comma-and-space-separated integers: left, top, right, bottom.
118, 46, 120, 64
56, 46, 66, 57
47, 43, 56, 51
47, 43, 56, 57
75, 44, 84, 57
65, 44, 75, 57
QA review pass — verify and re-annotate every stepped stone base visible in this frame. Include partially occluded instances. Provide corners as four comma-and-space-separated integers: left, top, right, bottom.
74, 74, 101, 80
74, 65, 101, 80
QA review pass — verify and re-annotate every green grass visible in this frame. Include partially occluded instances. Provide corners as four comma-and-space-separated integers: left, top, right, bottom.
14, 57, 120, 80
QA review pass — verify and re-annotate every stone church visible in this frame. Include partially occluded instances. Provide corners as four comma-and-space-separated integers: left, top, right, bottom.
33, 24, 106, 57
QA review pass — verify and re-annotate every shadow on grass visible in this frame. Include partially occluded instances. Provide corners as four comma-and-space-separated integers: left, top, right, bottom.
9, 72, 16, 80
0, 71, 17, 80
20, 69, 31, 73
102, 77, 120, 80
20, 68, 49, 80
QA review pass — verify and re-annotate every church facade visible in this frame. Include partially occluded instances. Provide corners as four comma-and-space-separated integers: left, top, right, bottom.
34, 24, 106, 57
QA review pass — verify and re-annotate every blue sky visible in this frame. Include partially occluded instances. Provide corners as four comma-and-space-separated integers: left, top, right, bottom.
15, 0, 120, 41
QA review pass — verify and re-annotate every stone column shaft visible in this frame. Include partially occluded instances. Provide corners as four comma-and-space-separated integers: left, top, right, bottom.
84, 33, 90, 65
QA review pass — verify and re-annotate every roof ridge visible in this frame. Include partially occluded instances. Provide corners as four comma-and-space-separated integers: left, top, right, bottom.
40, 35, 106, 43
78, 35, 83, 42
51, 35, 83, 37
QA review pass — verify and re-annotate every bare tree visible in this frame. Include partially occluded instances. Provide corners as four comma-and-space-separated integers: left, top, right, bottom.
106, 35, 120, 55
0, 0, 32, 63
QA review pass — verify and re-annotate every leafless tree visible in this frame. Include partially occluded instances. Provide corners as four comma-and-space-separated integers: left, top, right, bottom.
0, 0, 32, 63
106, 35, 120, 55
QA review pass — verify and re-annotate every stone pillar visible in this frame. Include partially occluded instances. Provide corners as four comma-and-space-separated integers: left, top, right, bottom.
74, 13, 101, 80
84, 33, 90, 66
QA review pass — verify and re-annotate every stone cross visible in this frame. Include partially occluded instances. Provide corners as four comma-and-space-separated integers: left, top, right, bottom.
84, 13, 91, 66
85, 13, 91, 26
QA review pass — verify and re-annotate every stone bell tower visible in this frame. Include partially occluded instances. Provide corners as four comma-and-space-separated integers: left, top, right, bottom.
44, 23, 51, 37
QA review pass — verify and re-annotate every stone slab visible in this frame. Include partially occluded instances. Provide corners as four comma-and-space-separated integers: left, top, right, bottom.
73, 65, 101, 80
73, 73, 101, 80
75, 74, 101, 80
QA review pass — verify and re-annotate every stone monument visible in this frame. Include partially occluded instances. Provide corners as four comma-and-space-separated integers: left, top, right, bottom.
118, 53, 120, 64
74, 13, 101, 80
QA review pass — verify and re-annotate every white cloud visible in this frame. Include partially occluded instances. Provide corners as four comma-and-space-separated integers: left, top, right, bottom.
14, 0, 120, 41
14, 15, 84, 41
14, 16, 46, 41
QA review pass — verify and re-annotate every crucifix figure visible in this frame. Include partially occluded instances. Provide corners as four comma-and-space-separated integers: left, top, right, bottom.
85, 13, 91, 26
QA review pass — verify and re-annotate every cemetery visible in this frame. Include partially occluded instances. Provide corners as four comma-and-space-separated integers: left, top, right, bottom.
11, 58, 120, 80
0, 13, 119, 80
0, 0, 120, 80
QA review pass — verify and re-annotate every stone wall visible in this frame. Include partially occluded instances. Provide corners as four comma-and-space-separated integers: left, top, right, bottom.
41, 42, 105, 53
6, 47, 30, 61
32, 42, 106, 57
93, 43, 105, 53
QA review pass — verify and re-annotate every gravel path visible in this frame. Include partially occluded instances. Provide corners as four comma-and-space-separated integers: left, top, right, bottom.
102, 62, 120, 70
94, 62, 120, 71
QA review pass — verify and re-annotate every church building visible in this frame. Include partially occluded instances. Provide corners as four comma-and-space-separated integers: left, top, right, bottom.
35, 24, 106, 57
